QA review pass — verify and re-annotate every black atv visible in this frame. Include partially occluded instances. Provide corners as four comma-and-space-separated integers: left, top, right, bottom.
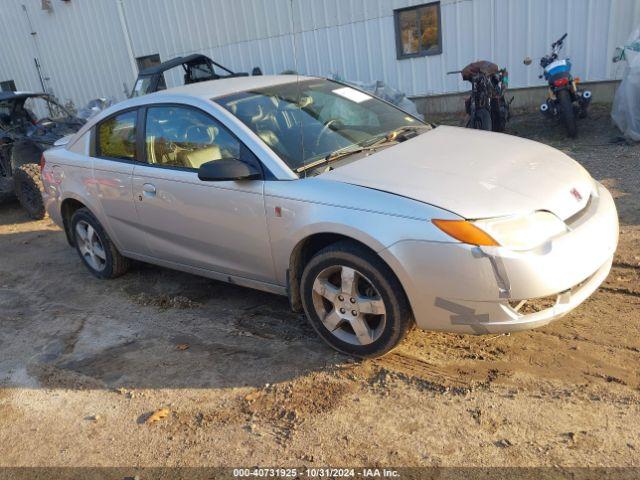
0, 92, 84, 218
130, 53, 260, 97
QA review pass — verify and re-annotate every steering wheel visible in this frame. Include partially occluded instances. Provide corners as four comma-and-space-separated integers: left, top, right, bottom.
316, 118, 343, 148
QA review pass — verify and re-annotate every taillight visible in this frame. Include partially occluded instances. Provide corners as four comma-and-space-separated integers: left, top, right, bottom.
39, 154, 46, 172
553, 78, 569, 87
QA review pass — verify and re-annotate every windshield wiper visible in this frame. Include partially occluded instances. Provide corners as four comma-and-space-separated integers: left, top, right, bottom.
384, 124, 432, 141
295, 124, 431, 174
295, 140, 396, 174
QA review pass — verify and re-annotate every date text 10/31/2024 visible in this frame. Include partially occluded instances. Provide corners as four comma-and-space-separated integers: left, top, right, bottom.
232, 468, 400, 478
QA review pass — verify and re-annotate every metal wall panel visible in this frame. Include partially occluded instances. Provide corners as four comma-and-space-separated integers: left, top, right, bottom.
0, 0, 638, 110
0, 1, 134, 107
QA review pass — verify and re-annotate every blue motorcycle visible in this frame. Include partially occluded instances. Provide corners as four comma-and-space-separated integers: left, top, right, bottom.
526, 33, 592, 137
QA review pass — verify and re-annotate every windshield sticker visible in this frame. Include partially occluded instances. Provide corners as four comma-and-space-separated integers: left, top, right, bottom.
332, 87, 372, 103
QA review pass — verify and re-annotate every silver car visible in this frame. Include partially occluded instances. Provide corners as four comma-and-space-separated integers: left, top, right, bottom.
42, 76, 619, 357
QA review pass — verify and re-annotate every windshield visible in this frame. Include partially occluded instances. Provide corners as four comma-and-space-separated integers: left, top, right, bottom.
23, 96, 72, 122
0, 95, 73, 129
131, 76, 157, 97
215, 79, 425, 172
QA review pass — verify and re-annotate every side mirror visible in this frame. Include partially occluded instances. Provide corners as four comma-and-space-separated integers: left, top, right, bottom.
197, 158, 261, 182
523, 57, 533, 66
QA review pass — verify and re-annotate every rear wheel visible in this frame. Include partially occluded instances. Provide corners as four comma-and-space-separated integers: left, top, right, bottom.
14, 163, 45, 219
557, 89, 577, 138
300, 241, 413, 358
491, 101, 508, 132
70, 208, 129, 279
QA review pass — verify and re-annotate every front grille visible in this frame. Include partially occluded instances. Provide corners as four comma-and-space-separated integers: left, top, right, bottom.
509, 295, 557, 314
507, 269, 599, 316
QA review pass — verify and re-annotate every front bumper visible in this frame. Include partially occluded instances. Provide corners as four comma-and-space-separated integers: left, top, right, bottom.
380, 182, 619, 334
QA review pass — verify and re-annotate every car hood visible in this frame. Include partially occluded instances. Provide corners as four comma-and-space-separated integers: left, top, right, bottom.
320, 126, 593, 219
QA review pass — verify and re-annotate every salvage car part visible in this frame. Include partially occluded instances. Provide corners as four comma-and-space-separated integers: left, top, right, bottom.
130, 53, 258, 97
0, 91, 84, 218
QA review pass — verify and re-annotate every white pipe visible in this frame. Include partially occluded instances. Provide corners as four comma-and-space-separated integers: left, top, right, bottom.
115, 0, 138, 82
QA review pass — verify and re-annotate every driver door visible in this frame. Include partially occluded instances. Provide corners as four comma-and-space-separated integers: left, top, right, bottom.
132, 104, 275, 283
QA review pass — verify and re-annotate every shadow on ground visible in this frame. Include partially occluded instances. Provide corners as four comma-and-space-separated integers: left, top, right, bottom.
0, 226, 340, 391
0, 200, 32, 226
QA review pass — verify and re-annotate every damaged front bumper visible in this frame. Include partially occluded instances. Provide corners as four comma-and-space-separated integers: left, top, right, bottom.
380, 182, 619, 335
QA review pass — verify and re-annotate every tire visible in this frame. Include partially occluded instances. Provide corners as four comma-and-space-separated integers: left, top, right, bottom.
14, 163, 45, 219
578, 102, 589, 119
557, 89, 577, 138
300, 241, 413, 358
70, 207, 129, 279
471, 108, 492, 131
491, 101, 507, 132
0, 176, 15, 204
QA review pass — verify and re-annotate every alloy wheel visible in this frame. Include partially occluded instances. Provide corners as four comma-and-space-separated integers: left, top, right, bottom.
75, 220, 107, 272
311, 265, 386, 346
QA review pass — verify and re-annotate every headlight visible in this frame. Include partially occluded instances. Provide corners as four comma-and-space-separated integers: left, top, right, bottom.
433, 211, 567, 250
474, 211, 567, 250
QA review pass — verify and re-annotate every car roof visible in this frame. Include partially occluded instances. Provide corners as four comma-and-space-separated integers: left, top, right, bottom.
151, 74, 318, 100
0, 91, 47, 102
68, 74, 323, 151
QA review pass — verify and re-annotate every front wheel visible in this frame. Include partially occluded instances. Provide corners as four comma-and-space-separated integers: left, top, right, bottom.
557, 89, 577, 138
300, 241, 413, 358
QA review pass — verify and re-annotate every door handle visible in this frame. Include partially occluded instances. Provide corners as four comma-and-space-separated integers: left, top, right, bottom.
142, 183, 156, 197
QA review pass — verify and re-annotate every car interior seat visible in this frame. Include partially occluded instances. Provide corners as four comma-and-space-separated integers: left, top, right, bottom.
178, 124, 221, 169
234, 99, 286, 155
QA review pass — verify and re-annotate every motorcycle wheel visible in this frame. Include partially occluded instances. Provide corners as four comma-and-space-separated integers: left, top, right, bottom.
467, 109, 492, 131
491, 101, 507, 132
557, 89, 577, 138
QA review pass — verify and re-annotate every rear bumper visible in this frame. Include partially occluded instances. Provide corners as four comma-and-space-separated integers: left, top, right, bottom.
380, 182, 619, 334
42, 176, 63, 228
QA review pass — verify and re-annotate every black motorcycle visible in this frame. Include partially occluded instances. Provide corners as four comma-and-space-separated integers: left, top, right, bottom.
449, 61, 511, 132
525, 33, 592, 137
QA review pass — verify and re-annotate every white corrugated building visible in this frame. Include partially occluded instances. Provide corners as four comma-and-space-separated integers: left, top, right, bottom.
0, 0, 639, 113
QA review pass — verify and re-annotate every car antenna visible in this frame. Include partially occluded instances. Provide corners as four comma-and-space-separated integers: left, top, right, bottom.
288, 0, 305, 178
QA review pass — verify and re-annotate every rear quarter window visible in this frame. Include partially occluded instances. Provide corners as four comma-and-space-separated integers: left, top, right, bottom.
97, 110, 137, 160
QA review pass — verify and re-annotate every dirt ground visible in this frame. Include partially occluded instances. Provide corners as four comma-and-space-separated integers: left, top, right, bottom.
0, 104, 638, 469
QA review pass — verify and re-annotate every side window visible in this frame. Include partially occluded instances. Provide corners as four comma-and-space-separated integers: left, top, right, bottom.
97, 110, 137, 160
145, 106, 241, 170
1, 80, 16, 92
